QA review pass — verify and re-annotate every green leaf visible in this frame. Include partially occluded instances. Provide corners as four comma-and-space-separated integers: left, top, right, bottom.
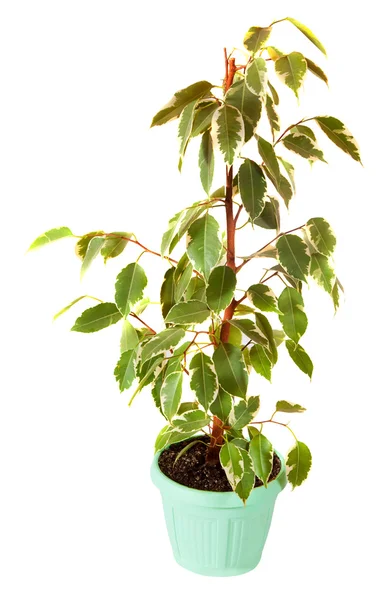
164, 341, 189, 377
239, 159, 267, 222
173, 254, 193, 302
28, 226, 73, 251
278, 157, 296, 193
165, 300, 210, 325
199, 130, 215, 195
151, 80, 213, 127
240, 243, 278, 262
275, 52, 307, 99
268, 81, 279, 104
161, 371, 183, 421
256, 135, 280, 188
189, 352, 218, 411
305, 57, 328, 85
276, 234, 310, 282
154, 425, 188, 453
206, 266, 236, 313
278, 287, 308, 343
210, 387, 233, 423
306, 217, 336, 256
172, 409, 210, 434
160, 267, 176, 319
219, 441, 244, 489
185, 276, 206, 302
191, 101, 218, 137
129, 354, 164, 406
249, 433, 273, 487
80, 236, 105, 279
245, 57, 268, 98
169, 202, 211, 254
161, 210, 184, 257
216, 322, 242, 346
211, 104, 244, 166
267, 46, 284, 60
286, 17, 327, 56
248, 425, 260, 439
332, 280, 340, 312
75, 231, 104, 260
225, 80, 262, 143
247, 284, 280, 313
141, 328, 185, 365
266, 94, 280, 139
174, 439, 201, 465
213, 343, 248, 399
132, 297, 150, 316
276, 400, 306, 413
285, 340, 313, 379
310, 253, 335, 294
286, 440, 312, 488
115, 263, 148, 317
269, 263, 301, 290
229, 396, 260, 430
243, 26, 271, 53
282, 132, 326, 162
235, 448, 255, 504
120, 319, 139, 353
53, 295, 99, 321
114, 348, 137, 392
178, 401, 199, 415
315, 116, 361, 162
100, 232, 132, 262
229, 318, 269, 346
254, 198, 280, 231
293, 124, 316, 140
249, 344, 272, 382
71, 302, 122, 333
273, 329, 286, 346
187, 214, 221, 279
255, 312, 278, 363
178, 100, 197, 170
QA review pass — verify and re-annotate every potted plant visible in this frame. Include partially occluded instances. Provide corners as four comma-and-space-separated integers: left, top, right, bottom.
29, 16, 360, 577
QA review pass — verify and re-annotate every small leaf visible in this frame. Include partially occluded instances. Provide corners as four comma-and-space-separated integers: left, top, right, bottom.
80, 236, 105, 279
266, 94, 280, 139
247, 425, 260, 439
219, 442, 244, 490
210, 387, 233, 423
213, 343, 248, 399
225, 80, 262, 143
276, 234, 310, 282
115, 263, 148, 317
191, 101, 219, 137
247, 283, 280, 313
120, 319, 139, 353
174, 440, 201, 465
75, 231, 104, 259
173, 254, 193, 302
332, 280, 340, 312
161, 210, 184, 257
161, 371, 183, 421
306, 217, 336, 256
211, 104, 244, 166
268, 81, 279, 104
276, 400, 306, 413
273, 330, 286, 346
239, 159, 267, 222
53, 295, 99, 321
286, 17, 327, 56
169, 202, 211, 254
267, 46, 284, 60
286, 340, 313, 379
101, 232, 132, 262
199, 130, 215, 195
185, 276, 206, 302
275, 52, 307, 99
187, 214, 221, 279
286, 440, 312, 488
249, 433, 273, 487
256, 135, 280, 188
254, 198, 280, 231
28, 227, 73, 251
310, 253, 335, 294
71, 303, 122, 333
278, 157, 296, 193
255, 312, 278, 363
160, 267, 176, 319
206, 266, 236, 313
278, 287, 308, 343
229, 396, 260, 430
243, 26, 271, 53
245, 57, 268, 98
235, 448, 255, 504
172, 409, 210, 434
249, 344, 272, 382
189, 352, 218, 411
129, 354, 164, 406
165, 300, 210, 325
141, 328, 185, 365
314, 116, 361, 163
114, 348, 137, 392
282, 132, 326, 162
151, 80, 213, 127
178, 100, 197, 170
154, 425, 189, 453
293, 124, 316, 140
229, 318, 269, 346
305, 57, 328, 85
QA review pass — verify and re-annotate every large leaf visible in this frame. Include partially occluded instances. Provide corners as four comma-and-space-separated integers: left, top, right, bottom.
286, 17, 327, 56
101, 232, 132, 262
249, 433, 273, 486
282, 132, 326, 162
276, 400, 306, 413
306, 217, 336, 256
310, 253, 335, 294
211, 104, 244, 166
235, 448, 255, 504
141, 328, 185, 365
120, 319, 139, 353
213, 343, 248, 399
314, 116, 361, 162
278, 287, 308, 343
247, 283, 280, 313
225, 80, 262, 143
285, 340, 313, 379
28, 227, 73, 251
115, 263, 148, 317
172, 409, 210, 434
276, 234, 310, 282
306, 57, 328, 85
266, 94, 280, 139
239, 159, 267, 222
250, 344, 272, 382
256, 135, 280, 188
245, 57, 268, 98
151, 80, 213, 127
275, 52, 307, 99
191, 101, 218, 137
173, 254, 193, 303
160, 267, 176, 319
229, 318, 269, 346
178, 100, 197, 170
80, 236, 105, 279
286, 440, 312, 488
229, 396, 260, 430
210, 387, 233, 423
189, 352, 218, 411
71, 303, 122, 333
254, 197, 280, 231
187, 214, 221, 279
161, 371, 183, 421
114, 348, 137, 392
206, 266, 236, 313
219, 441, 244, 489
165, 300, 210, 325
243, 26, 271, 53
199, 130, 215, 195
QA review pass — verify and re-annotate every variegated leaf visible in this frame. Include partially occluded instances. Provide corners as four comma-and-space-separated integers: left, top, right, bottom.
229, 318, 269, 346
225, 80, 262, 143
286, 440, 312, 488
161, 371, 183, 421
254, 197, 280, 231
256, 135, 280, 188
28, 226, 74, 251
306, 57, 328, 85
186, 214, 221, 279
276, 400, 306, 413
266, 94, 280, 139
276, 234, 310, 282
235, 448, 255, 504
247, 284, 280, 314
219, 441, 244, 490
255, 312, 278, 363
115, 262, 148, 317
278, 287, 307, 343
282, 132, 326, 162
80, 236, 105, 279
249, 344, 272, 381
229, 396, 260, 430
199, 130, 214, 195
238, 159, 267, 222
213, 343, 248, 399
71, 303, 122, 333
314, 116, 361, 163
211, 104, 244, 166
151, 80, 213, 127
120, 319, 139, 353
114, 348, 137, 392
141, 328, 185, 365
249, 433, 273, 486
165, 300, 210, 325
243, 26, 271, 53
210, 387, 233, 423
286, 17, 327, 56
178, 100, 197, 171
275, 52, 307, 99
245, 57, 268, 98
206, 266, 236, 313
172, 409, 210, 434
286, 340, 313, 379
189, 351, 218, 411
191, 101, 219, 137
306, 217, 336, 256
310, 253, 335, 294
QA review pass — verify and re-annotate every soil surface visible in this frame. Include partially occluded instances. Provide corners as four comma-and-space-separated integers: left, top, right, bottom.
158, 436, 282, 492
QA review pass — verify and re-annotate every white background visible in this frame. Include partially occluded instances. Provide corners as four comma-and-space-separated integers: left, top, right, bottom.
1, 1, 391, 598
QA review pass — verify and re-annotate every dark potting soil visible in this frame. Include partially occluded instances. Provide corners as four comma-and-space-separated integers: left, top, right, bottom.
158, 436, 282, 492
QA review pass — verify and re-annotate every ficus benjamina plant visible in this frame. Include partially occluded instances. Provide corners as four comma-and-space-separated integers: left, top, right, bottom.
30, 17, 361, 504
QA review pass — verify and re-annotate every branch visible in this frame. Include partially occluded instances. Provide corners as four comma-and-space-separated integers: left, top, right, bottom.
129, 312, 156, 334
273, 117, 313, 147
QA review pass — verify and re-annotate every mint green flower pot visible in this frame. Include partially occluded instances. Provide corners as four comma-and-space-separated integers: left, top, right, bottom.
151, 448, 287, 577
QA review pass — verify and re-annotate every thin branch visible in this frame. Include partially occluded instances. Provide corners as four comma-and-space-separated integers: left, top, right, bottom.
273, 117, 313, 147
129, 312, 156, 334
234, 204, 243, 225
